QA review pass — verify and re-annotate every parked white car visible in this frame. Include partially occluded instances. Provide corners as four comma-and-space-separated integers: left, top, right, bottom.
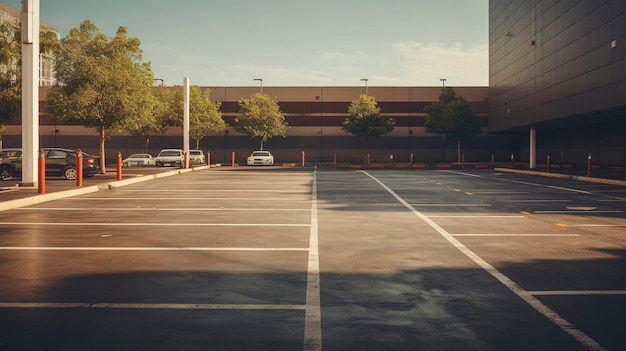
189, 149, 206, 165
247, 150, 274, 166
122, 153, 155, 167
155, 149, 184, 167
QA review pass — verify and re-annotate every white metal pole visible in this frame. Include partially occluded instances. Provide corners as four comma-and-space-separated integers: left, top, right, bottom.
529, 127, 536, 169
183, 77, 190, 168
20, 0, 40, 186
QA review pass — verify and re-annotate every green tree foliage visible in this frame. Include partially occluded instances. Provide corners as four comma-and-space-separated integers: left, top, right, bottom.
168, 85, 225, 149
46, 20, 154, 173
424, 87, 481, 162
0, 21, 58, 147
234, 93, 287, 150
342, 94, 394, 153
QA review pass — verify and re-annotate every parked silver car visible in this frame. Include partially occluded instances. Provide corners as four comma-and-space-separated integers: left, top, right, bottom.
155, 149, 184, 167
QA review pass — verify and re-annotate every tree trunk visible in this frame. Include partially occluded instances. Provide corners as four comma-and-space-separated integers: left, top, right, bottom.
99, 128, 106, 174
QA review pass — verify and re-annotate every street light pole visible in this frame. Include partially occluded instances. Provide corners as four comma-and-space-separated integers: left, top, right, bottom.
253, 78, 263, 94
440, 78, 446, 89
360, 78, 368, 95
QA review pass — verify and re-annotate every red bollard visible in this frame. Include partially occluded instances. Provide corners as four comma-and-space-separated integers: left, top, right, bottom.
116, 152, 122, 180
547, 154, 551, 173
76, 149, 83, 187
231, 151, 235, 167
207, 152, 211, 167
367, 153, 371, 169
334, 153, 337, 170
389, 154, 394, 168
38, 150, 45, 194
301, 151, 305, 167
410, 152, 414, 168
462, 153, 465, 169
587, 152, 592, 177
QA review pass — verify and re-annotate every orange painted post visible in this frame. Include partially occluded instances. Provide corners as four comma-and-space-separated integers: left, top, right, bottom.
37, 150, 45, 194
334, 153, 337, 170
547, 154, 551, 173
367, 153, 371, 169
462, 153, 465, 169
231, 151, 235, 167
301, 151, 305, 167
116, 152, 122, 180
587, 152, 592, 177
76, 149, 83, 187
207, 152, 211, 167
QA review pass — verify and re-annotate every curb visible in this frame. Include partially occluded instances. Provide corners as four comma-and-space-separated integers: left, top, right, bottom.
0, 165, 209, 212
494, 167, 626, 186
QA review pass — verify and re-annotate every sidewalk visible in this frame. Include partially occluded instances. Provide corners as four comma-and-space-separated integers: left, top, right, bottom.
0, 166, 209, 212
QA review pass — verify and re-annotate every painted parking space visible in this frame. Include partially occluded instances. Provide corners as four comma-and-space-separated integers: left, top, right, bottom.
0, 168, 624, 350
0, 167, 320, 351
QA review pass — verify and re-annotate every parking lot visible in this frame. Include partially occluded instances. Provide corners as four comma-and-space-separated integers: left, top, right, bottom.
0, 167, 624, 350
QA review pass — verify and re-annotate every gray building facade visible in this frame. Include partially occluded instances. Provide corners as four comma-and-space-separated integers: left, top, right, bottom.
489, 0, 626, 167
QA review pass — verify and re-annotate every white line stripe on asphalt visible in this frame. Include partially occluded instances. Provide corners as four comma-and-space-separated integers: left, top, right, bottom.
69, 197, 307, 201
410, 203, 491, 207
451, 234, 581, 237
534, 210, 623, 214
362, 170, 608, 351
503, 199, 573, 203
0, 247, 309, 251
0, 302, 305, 310
0, 222, 310, 227
530, 290, 626, 296
427, 215, 525, 218
17, 207, 311, 211
304, 168, 322, 351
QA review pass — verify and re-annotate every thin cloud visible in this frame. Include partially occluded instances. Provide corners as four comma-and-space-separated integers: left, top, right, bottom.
391, 41, 488, 86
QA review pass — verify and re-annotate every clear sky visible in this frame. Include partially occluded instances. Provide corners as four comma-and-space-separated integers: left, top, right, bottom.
4, 0, 488, 87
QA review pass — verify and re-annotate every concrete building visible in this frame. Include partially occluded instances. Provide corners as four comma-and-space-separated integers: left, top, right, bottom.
489, 0, 626, 168
4, 85, 499, 165
0, 2, 59, 86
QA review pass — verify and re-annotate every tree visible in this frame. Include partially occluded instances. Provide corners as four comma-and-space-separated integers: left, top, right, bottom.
424, 87, 481, 162
342, 94, 394, 154
0, 21, 59, 149
169, 85, 225, 149
234, 93, 287, 150
46, 20, 154, 173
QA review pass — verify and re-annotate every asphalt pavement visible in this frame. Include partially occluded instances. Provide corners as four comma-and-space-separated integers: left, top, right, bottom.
0, 165, 624, 350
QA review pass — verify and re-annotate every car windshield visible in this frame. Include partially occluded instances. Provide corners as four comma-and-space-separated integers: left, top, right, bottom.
0, 150, 21, 158
159, 151, 180, 156
252, 152, 270, 157
129, 154, 145, 158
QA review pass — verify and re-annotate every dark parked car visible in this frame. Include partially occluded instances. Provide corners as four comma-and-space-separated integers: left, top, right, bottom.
0, 147, 101, 180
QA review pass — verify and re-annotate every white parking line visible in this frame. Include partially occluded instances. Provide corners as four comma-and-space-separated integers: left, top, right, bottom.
529, 290, 626, 296
70, 197, 307, 201
534, 210, 623, 214
451, 234, 581, 237
410, 203, 491, 207
304, 168, 322, 351
0, 247, 309, 251
428, 215, 525, 218
0, 222, 310, 227
362, 171, 607, 351
17, 207, 311, 211
0, 302, 305, 310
